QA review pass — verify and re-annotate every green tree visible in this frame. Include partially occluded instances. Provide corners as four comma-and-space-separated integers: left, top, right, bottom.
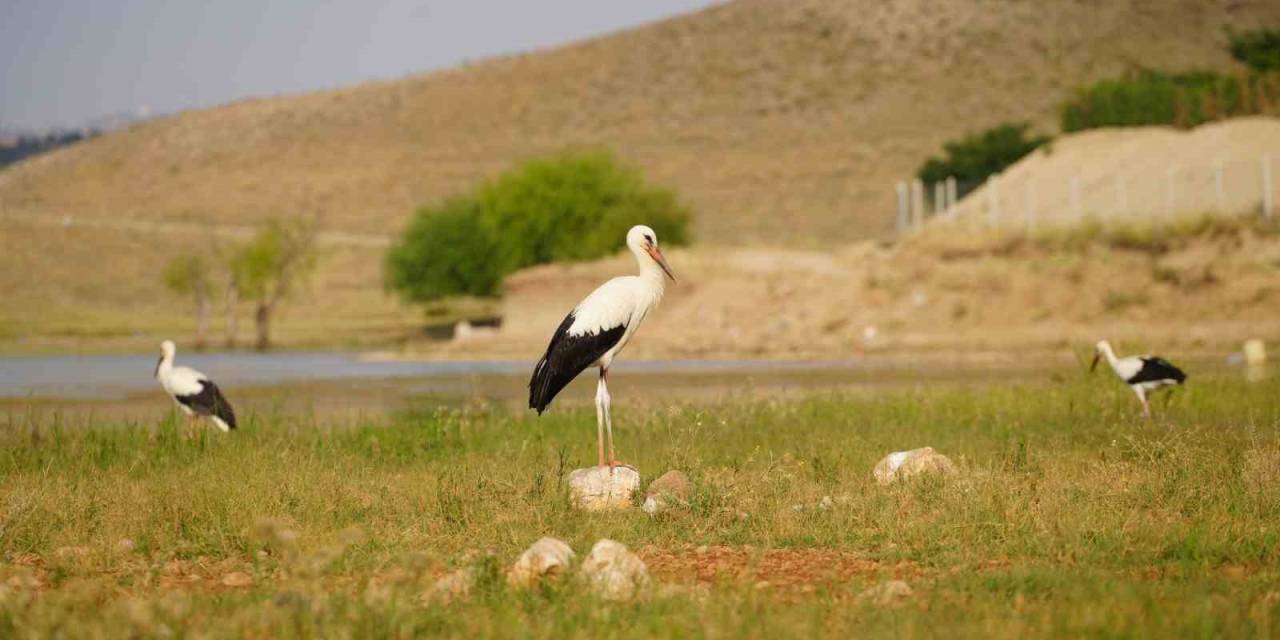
385, 198, 505, 302
162, 254, 213, 350
386, 149, 691, 305
231, 218, 319, 351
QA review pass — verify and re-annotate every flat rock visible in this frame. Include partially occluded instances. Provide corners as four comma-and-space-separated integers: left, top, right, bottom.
507, 537, 574, 587
873, 447, 957, 485
568, 466, 641, 511
642, 470, 693, 515
580, 539, 650, 601
857, 580, 913, 606
422, 567, 476, 605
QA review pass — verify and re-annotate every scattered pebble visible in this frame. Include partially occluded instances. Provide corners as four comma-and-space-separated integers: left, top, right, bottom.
508, 537, 574, 588
580, 539, 649, 601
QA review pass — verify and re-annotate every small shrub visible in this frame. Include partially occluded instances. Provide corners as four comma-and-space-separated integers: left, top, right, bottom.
916, 122, 1050, 197
1229, 29, 1280, 73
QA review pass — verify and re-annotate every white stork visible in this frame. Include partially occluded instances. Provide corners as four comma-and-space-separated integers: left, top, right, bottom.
528, 225, 675, 468
155, 340, 237, 432
1091, 340, 1187, 417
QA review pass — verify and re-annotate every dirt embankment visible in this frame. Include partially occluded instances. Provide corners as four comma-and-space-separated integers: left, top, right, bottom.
420, 220, 1280, 360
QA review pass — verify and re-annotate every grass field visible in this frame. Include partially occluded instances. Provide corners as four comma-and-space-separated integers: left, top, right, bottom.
1, 373, 1278, 637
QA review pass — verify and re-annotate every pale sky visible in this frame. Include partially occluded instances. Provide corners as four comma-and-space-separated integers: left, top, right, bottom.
0, 0, 721, 131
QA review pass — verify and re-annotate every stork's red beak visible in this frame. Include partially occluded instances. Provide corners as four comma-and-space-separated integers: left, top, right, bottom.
647, 245, 676, 282
1089, 353, 1100, 373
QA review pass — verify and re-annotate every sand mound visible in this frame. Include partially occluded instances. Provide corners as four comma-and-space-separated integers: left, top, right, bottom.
943, 117, 1280, 230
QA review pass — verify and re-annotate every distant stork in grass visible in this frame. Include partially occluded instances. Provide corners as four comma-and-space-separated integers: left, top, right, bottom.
155, 340, 237, 432
1091, 340, 1187, 417
528, 225, 675, 468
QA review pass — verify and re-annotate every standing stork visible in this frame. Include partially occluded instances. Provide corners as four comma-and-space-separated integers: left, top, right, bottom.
155, 340, 238, 432
529, 225, 675, 468
1090, 340, 1187, 417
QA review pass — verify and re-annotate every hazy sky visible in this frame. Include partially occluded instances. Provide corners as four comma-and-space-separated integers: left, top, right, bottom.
0, 0, 721, 131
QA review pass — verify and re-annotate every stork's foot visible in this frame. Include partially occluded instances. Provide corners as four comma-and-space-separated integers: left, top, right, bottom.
607, 459, 636, 473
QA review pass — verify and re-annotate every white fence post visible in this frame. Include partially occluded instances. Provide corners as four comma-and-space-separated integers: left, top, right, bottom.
987, 174, 1001, 228
934, 181, 946, 219
1070, 175, 1081, 220
895, 181, 909, 232
1214, 161, 1225, 213
1264, 155, 1274, 221
910, 179, 925, 229
946, 177, 958, 219
1024, 179, 1036, 234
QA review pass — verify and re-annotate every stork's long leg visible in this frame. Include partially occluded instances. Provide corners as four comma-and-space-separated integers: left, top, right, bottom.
1133, 386, 1150, 419
594, 373, 607, 467
601, 367, 617, 468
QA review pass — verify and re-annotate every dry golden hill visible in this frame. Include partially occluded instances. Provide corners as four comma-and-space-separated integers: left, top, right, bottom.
3, 0, 1279, 245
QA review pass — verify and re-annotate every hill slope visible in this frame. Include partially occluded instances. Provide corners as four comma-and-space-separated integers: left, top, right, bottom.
2, 0, 1278, 245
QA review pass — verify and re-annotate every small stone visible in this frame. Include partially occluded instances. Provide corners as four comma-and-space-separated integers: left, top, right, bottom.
116, 539, 136, 553
567, 466, 641, 511
54, 546, 90, 560
580, 539, 649, 601
642, 470, 693, 515
422, 567, 476, 605
857, 580, 913, 606
507, 537, 575, 588
873, 447, 958, 485
818, 495, 835, 510
221, 572, 253, 588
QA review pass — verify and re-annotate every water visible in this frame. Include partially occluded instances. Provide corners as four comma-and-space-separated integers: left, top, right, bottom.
0, 350, 1073, 421
0, 351, 1061, 401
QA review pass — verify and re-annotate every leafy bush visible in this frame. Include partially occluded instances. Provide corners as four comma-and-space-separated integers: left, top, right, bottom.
385, 198, 506, 301
1060, 69, 1279, 132
916, 122, 1050, 190
1230, 29, 1280, 73
387, 149, 692, 303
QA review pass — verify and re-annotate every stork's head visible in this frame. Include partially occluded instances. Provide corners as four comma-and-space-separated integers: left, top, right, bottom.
627, 225, 675, 282
1090, 340, 1111, 372
157, 340, 176, 377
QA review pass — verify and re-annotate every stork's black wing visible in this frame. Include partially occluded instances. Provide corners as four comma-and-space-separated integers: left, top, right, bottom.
1128, 357, 1187, 385
175, 379, 238, 430
528, 312, 626, 414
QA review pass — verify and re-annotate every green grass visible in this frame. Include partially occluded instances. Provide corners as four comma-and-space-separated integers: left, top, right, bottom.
2, 375, 1279, 638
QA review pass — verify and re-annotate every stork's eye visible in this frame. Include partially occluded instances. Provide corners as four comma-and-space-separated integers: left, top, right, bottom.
645, 234, 655, 244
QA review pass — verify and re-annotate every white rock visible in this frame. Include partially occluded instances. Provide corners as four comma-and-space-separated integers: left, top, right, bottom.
873, 447, 958, 485
1244, 339, 1267, 365
567, 466, 641, 511
507, 537, 575, 587
580, 539, 650, 601
857, 580, 913, 606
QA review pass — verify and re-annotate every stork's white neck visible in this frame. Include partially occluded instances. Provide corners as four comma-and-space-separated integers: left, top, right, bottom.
156, 351, 174, 378
1098, 342, 1120, 368
631, 244, 668, 293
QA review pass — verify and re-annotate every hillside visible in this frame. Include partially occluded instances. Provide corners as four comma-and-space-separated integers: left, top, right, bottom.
2, 0, 1279, 246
